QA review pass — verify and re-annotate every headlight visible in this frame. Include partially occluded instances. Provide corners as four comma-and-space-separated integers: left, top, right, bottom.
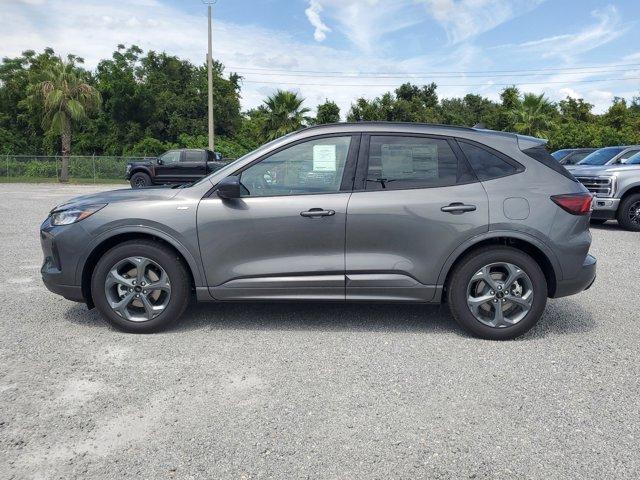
126, 164, 132, 172
50, 204, 107, 226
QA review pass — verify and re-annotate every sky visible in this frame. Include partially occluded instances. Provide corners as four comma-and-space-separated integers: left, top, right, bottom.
1, 0, 639, 115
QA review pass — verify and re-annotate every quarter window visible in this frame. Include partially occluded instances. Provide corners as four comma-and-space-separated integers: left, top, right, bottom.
459, 141, 517, 181
365, 136, 464, 190
239, 136, 351, 197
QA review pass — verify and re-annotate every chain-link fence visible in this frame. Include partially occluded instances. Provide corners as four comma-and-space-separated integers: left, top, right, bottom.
1, 155, 151, 183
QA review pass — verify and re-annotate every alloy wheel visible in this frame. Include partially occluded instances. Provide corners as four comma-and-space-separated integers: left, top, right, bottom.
466, 262, 534, 328
628, 200, 640, 226
104, 256, 171, 322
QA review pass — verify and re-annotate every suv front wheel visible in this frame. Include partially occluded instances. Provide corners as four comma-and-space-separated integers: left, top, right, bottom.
447, 246, 547, 340
91, 240, 190, 332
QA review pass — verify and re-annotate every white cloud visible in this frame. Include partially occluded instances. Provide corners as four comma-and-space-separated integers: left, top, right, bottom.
305, 0, 331, 42
420, 0, 546, 44
515, 6, 626, 60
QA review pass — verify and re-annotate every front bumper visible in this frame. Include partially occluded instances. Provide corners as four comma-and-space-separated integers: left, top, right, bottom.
40, 218, 92, 304
591, 197, 620, 220
553, 254, 597, 298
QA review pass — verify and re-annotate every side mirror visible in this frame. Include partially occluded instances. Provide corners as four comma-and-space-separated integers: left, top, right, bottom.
216, 176, 241, 199
157, 158, 163, 165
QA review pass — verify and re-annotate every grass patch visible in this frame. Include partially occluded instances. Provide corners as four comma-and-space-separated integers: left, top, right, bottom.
0, 176, 127, 185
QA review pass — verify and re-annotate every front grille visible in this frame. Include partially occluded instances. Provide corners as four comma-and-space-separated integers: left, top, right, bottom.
575, 176, 614, 197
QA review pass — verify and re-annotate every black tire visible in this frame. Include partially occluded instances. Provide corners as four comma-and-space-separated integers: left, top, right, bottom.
91, 240, 190, 333
616, 193, 640, 232
590, 219, 607, 225
446, 246, 548, 340
130, 172, 152, 189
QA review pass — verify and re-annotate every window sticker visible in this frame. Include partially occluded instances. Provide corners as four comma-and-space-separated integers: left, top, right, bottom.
313, 144, 337, 172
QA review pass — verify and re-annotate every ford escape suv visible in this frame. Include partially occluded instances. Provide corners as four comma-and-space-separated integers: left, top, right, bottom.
41, 123, 596, 340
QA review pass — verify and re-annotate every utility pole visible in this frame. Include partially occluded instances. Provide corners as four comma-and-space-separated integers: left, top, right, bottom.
203, 1, 217, 152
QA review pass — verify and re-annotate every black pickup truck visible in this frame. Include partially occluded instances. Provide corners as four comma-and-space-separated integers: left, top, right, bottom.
126, 149, 227, 188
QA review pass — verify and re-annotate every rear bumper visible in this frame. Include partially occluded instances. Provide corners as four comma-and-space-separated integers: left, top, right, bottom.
553, 254, 597, 298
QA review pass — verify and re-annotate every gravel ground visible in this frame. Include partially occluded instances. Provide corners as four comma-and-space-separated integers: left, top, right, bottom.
0, 183, 638, 480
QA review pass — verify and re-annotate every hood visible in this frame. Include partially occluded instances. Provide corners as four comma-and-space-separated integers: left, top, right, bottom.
53, 185, 179, 211
570, 164, 640, 176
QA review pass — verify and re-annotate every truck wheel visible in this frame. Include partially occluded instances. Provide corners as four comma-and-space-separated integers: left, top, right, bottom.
91, 240, 191, 333
447, 246, 547, 340
617, 193, 640, 231
130, 172, 151, 188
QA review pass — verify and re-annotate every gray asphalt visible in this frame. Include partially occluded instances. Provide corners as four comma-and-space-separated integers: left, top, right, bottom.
0, 183, 638, 480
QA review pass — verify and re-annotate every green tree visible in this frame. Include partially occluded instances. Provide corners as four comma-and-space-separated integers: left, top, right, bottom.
510, 93, 556, 138
262, 90, 311, 140
314, 100, 340, 124
32, 57, 101, 181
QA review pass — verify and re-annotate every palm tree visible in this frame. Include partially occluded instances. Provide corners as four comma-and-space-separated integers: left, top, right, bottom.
34, 59, 101, 182
510, 93, 556, 138
262, 90, 311, 140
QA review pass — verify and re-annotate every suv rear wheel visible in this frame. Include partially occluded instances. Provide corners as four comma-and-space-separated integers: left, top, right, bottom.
447, 246, 547, 340
617, 193, 640, 232
91, 240, 190, 333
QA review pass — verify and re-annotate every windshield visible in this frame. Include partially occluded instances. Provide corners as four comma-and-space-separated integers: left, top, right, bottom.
551, 150, 571, 161
626, 152, 640, 165
578, 147, 625, 166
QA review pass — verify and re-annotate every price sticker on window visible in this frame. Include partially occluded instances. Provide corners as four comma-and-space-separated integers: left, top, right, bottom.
313, 144, 337, 172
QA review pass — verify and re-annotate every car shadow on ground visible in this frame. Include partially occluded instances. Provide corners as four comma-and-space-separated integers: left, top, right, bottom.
63, 297, 596, 340
589, 221, 624, 231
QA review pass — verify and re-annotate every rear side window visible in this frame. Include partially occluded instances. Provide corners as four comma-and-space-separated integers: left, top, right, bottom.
365, 136, 471, 190
522, 145, 577, 181
184, 150, 204, 162
458, 141, 518, 181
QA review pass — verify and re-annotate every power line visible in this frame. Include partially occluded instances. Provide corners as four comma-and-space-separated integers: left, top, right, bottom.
230, 67, 640, 79
227, 62, 640, 76
239, 76, 640, 88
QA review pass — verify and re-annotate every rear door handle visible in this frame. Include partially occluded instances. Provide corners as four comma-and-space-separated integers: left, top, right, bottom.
441, 203, 477, 214
300, 208, 336, 218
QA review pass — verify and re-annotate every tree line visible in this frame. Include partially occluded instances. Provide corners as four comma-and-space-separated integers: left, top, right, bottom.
2, 45, 640, 166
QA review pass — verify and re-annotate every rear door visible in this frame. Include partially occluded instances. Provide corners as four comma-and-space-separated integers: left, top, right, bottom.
345, 134, 489, 302
181, 150, 207, 180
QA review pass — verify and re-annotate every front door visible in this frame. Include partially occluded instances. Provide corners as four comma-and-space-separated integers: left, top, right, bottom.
197, 135, 359, 300
345, 134, 489, 302
155, 150, 182, 182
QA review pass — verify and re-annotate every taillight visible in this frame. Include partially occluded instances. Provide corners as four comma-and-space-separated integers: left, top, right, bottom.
551, 193, 593, 215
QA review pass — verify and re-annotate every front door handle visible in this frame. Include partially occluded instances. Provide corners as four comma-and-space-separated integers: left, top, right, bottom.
441, 203, 477, 214
300, 208, 336, 218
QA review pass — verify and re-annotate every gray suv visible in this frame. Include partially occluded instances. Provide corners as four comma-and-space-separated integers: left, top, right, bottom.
40, 123, 596, 340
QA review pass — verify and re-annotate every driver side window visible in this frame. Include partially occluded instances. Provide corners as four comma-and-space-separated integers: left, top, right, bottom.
160, 151, 181, 164
239, 136, 351, 197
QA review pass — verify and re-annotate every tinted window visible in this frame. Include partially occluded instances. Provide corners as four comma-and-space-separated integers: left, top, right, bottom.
459, 141, 517, 181
184, 150, 204, 162
620, 149, 640, 162
626, 152, 640, 165
551, 150, 571, 161
239, 136, 351, 197
566, 152, 589, 164
522, 145, 576, 181
578, 147, 624, 166
364, 136, 465, 190
159, 151, 181, 164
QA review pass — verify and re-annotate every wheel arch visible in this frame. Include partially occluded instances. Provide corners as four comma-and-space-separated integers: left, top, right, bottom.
619, 184, 640, 202
79, 229, 202, 308
438, 233, 560, 299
